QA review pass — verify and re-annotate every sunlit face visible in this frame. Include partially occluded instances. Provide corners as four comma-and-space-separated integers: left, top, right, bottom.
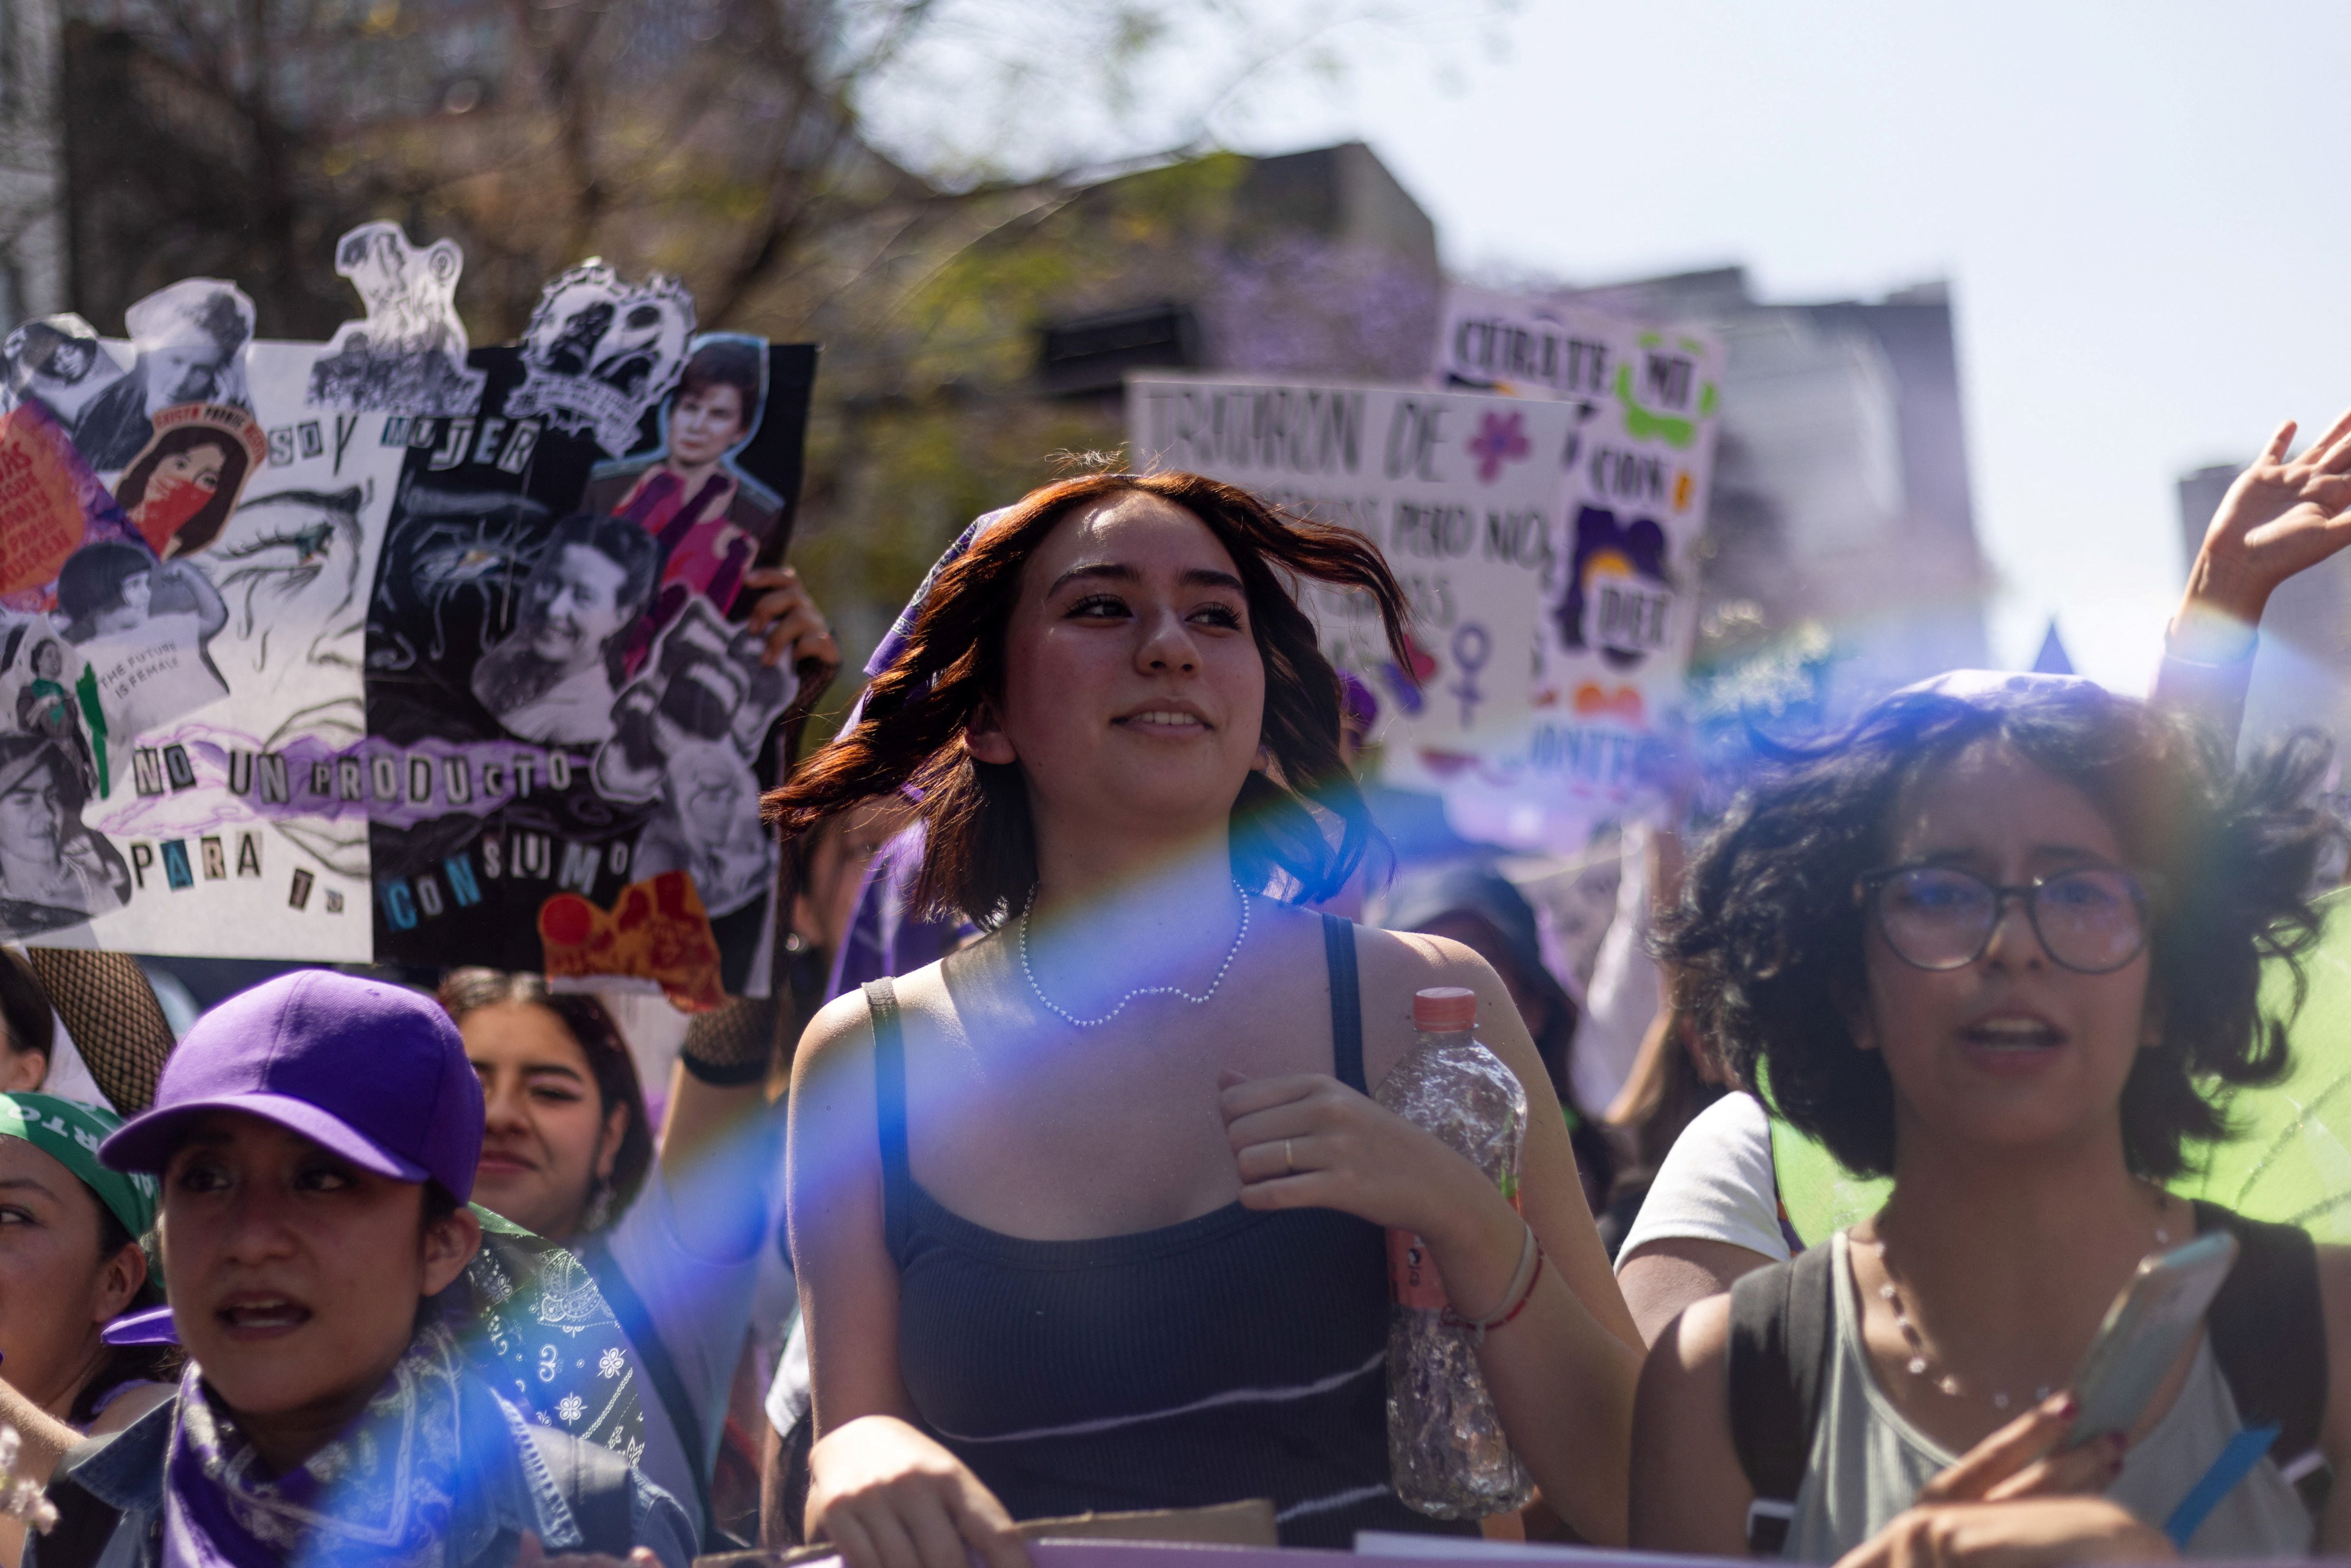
145, 337, 235, 412
464, 1003, 623, 1242
160, 1113, 475, 1422
0, 1139, 138, 1414
669, 383, 748, 468
1857, 739, 2154, 1163
0, 762, 64, 859
983, 493, 1265, 839
150, 445, 226, 498
522, 544, 632, 672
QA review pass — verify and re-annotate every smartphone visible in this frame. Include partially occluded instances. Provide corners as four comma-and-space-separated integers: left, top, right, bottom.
2064, 1230, 2239, 1448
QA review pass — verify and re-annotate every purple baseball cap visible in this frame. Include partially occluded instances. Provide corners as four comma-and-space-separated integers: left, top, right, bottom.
101, 970, 483, 1199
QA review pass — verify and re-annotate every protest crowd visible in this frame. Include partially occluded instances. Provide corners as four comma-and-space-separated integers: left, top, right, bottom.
6, 224, 2351, 1568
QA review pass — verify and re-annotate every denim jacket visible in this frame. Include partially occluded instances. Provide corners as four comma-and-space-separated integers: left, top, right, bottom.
31, 1378, 693, 1568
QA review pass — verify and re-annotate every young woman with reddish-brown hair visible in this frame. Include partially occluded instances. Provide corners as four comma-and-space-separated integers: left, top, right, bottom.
770, 471, 1642, 1568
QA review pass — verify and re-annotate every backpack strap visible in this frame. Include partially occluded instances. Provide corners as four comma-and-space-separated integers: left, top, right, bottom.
584, 1241, 716, 1550
2193, 1201, 2332, 1515
1728, 1238, 1839, 1554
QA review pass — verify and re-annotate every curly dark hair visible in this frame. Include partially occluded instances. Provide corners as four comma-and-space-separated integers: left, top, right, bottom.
765, 471, 1414, 925
436, 969, 654, 1229
1658, 680, 2336, 1180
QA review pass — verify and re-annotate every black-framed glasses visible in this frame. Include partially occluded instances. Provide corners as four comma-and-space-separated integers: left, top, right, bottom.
1857, 864, 2153, 975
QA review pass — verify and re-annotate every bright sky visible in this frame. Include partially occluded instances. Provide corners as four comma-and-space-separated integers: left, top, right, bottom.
872, 1, 2351, 693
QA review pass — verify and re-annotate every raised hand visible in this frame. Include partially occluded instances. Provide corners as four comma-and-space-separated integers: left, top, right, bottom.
742, 565, 841, 676
2180, 408, 2351, 643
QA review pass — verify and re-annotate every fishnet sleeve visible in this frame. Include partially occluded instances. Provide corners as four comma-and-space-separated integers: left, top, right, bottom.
21, 951, 173, 1115
678, 994, 778, 1087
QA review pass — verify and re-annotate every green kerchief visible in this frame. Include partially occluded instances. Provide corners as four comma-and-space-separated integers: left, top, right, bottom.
0, 1092, 156, 1237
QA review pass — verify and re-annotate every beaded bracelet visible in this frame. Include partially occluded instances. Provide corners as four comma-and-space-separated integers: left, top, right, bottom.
1442, 1221, 1546, 1347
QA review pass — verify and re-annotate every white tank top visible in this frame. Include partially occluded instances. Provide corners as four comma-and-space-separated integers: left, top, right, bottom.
1784, 1230, 2315, 1561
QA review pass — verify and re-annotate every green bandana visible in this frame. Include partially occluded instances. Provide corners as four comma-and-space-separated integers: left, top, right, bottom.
0, 1092, 156, 1237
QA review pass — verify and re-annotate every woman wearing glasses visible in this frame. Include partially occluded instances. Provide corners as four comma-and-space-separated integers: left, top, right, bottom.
1628, 666, 2351, 1562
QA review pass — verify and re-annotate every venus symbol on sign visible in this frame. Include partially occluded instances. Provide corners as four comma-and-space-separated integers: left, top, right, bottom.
1450, 622, 1491, 729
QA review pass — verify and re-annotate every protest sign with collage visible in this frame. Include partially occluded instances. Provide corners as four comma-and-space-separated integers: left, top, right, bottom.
0, 231, 815, 1003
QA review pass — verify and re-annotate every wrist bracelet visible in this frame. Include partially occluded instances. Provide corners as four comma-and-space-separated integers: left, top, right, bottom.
1443, 1220, 1544, 1347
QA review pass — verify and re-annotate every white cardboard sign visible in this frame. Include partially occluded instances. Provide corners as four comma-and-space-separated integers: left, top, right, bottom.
1126, 374, 1578, 801
1430, 286, 1724, 846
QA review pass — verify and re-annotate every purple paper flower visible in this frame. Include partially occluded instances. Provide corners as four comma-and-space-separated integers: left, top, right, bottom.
1468, 410, 1531, 484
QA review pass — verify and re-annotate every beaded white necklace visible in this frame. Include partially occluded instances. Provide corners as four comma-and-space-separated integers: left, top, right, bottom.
1866, 1196, 2174, 1412
1018, 879, 1251, 1028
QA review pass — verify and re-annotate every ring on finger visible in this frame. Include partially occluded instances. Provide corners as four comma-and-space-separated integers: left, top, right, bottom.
1284, 1137, 1295, 1175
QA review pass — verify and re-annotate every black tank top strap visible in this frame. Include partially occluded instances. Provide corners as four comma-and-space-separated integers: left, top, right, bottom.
864, 977, 912, 1254
1321, 913, 1366, 1093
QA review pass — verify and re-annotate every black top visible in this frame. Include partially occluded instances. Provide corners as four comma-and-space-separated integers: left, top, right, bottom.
868, 913, 1474, 1545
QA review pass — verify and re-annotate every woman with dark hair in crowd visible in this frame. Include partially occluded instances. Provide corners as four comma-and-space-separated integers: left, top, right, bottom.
770, 470, 1642, 1567
39, 970, 691, 1568
0, 950, 197, 1564
0, 1095, 174, 1568
441, 969, 773, 1551
0, 953, 55, 1093
1615, 405, 2351, 1349
1631, 668, 2351, 1562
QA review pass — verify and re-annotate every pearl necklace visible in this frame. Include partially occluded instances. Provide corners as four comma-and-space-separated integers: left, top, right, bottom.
1867, 1197, 2174, 1413
1018, 879, 1251, 1028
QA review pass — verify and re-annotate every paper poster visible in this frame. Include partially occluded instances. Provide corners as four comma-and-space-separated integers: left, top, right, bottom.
1126, 375, 1580, 798
0, 228, 820, 989
308, 222, 486, 417
362, 321, 818, 1002
1429, 286, 1724, 846
0, 329, 407, 955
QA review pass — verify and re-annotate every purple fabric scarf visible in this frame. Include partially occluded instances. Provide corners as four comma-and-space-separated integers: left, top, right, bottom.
161, 1321, 468, 1568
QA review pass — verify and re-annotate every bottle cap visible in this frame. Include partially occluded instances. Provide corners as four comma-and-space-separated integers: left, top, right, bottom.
1413, 986, 1476, 1032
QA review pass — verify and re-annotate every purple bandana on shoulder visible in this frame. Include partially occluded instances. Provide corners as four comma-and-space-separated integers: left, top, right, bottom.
162, 1321, 469, 1568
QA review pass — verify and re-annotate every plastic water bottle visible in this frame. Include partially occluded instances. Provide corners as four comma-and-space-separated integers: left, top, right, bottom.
1376, 985, 1534, 1519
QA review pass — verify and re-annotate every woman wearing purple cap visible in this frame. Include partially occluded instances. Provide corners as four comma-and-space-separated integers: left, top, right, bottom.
32, 969, 694, 1568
